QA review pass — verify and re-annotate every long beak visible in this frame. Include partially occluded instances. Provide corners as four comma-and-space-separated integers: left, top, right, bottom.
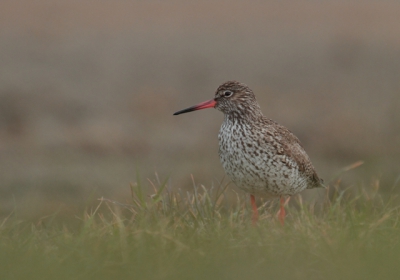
173, 99, 216, 115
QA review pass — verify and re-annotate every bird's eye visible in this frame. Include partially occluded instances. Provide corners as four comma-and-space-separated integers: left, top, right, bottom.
224, 90, 233, 97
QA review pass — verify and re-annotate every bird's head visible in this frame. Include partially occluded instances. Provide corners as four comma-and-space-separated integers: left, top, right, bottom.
173, 81, 262, 118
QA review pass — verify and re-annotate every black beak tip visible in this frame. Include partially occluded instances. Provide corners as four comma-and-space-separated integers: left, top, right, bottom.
173, 108, 192, 115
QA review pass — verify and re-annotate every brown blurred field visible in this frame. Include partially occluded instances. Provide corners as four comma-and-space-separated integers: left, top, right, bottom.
0, 0, 399, 219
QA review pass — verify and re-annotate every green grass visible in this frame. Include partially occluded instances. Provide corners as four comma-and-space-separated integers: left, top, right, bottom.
0, 177, 400, 280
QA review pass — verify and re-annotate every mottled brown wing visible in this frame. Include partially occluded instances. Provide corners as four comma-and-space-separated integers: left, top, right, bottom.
266, 118, 324, 189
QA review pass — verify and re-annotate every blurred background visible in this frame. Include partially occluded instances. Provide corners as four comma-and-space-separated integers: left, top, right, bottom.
0, 0, 399, 220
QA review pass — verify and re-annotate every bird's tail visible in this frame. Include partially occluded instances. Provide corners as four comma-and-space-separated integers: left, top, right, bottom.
318, 178, 327, 189
307, 173, 326, 189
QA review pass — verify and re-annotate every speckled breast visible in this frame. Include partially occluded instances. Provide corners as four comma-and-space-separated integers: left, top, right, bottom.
218, 119, 310, 196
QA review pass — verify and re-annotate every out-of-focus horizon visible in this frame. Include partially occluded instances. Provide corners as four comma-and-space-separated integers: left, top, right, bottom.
0, 0, 399, 219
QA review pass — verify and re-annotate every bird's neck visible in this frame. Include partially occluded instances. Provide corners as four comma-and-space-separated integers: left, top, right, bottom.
223, 109, 264, 125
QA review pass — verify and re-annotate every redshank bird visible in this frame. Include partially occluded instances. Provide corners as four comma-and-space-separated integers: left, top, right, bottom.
173, 81, 324, 225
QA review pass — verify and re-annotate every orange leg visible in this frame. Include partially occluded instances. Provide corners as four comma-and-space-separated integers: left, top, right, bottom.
250, 194, 259, 225
278, 196, 286, 226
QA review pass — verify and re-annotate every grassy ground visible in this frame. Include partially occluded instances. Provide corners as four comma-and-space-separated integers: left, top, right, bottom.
1, 174, 399, 280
